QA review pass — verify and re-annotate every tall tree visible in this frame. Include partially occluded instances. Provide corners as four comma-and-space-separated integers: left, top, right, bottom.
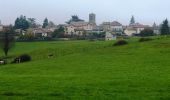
28, 18, 37, 28
160, 19, 170, 35
14, 15, 30, 30
42, 18, 49, 28
48, 21, 55, 28
0, 26, 15, 56
130, 15, 135, 25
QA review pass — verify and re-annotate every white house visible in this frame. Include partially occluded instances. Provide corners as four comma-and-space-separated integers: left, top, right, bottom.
152, 23, 160, 35
100, 22, 111, 31
124, 27, 137, 36
110, 21, 123, 35
100, 21, 123, 35
124, 23, 150, 36
105, 32, 116, 41
65, 22, 96, 36
32, 28, 53, 37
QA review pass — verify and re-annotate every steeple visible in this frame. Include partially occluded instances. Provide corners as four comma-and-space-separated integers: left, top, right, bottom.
129, 15, 135, 25
152, 22, 158, 30
153, 22, 157, 28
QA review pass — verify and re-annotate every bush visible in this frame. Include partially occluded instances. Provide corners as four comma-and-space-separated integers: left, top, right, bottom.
139, 28, 154, 37
139, 38, 153, 42
113, 40, 128, 46
11, 54, 31, 64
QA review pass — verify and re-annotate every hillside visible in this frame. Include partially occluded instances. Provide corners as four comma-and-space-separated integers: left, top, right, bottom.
0, 37, 170, 100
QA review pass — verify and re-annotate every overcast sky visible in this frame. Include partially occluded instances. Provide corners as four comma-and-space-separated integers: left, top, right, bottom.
0, 0, 169, 25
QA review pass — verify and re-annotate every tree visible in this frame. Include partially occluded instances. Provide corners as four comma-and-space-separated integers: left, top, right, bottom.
42, 18, 49, 28
28, 18, 37, 28
0, 26, 15, 56
14, 15, 30, 30
48, 21, 55, 28
66, 15, 84, 24
160, 19, 170, 35
130, 15, 135, 25
139, 28, 154, 37
52, 26, 65, 38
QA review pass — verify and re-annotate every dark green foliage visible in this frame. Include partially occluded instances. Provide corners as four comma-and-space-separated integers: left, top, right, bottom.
88, 32, 106, 39
160, 19, 170, 35
114, 40, 128, 46
1, 92, 28, 96
139, 28, 154, 37
66, 15, 84, 24
52, 26, 65, 38
42, 18, 49, 28
14, 15, 30, 30
0, 26, 15, 56
18, 34, 35, 41
27, 18, 37, 28
11, 54, 31, 63
139, 37, 153, 42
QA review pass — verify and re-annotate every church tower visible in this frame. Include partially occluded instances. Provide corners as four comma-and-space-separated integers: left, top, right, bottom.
89, 13, 96, 24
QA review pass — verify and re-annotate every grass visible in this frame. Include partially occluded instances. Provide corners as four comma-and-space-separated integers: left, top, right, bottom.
0, 37, 170, 100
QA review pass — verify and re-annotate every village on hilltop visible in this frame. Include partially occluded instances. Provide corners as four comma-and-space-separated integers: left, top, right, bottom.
0, 13, 161, 41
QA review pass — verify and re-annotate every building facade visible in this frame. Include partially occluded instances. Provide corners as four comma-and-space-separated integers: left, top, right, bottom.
124, 23, 150, 36
100, 21, 123, 35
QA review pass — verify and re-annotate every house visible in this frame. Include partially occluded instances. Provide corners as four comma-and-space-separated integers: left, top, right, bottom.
152, 23, 160, 35
124, 23, 150, 36
100, 22, 111, 31
105, 32, 116, 41
65, 13, 98, 36
100, 21, 123, 35
65, 22, 96, 36
110, 21, 123, 35
32, 28, 53, 37
0, 25, 3, 31
124, 27, 137, 36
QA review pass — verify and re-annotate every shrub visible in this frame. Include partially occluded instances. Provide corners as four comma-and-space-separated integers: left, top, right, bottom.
139, 28, 154, 37
139, 38, 153, 42
11, 54, 31, 64
113, 40, 128, 46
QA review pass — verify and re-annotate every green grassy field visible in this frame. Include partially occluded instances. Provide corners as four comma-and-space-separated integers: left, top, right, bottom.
0, 37, 170, 100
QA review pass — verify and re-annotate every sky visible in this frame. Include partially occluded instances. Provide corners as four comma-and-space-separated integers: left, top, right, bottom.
0, 0, 170, 25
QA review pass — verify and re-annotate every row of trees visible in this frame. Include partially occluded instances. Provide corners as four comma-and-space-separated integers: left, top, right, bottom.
14, 15, 54, 30
139, 19, 170, 37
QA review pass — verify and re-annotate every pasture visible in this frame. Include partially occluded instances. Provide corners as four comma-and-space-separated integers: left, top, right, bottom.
0, 37, 170, 100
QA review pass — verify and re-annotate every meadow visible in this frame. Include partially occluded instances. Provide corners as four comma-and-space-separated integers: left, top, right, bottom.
0, 37, 170, 100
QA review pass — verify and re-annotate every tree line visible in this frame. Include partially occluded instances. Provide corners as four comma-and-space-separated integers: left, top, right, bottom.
14, 15, 54, 30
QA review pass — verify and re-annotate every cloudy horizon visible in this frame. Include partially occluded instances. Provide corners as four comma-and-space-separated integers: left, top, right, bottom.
0, 0, 170, 25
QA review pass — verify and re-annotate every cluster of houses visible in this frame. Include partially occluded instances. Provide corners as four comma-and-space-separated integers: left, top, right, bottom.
63, 13, 160, 40
0, 13, 161, 40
